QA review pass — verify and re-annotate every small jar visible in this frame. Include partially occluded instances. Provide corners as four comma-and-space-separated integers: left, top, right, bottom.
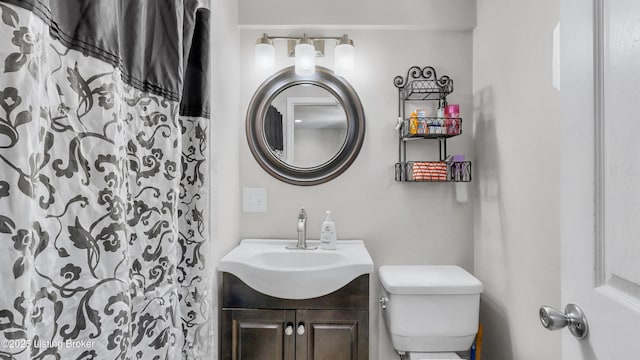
451, 154, 465, 181
444, 104, 460, 134
445, 104, 460, 117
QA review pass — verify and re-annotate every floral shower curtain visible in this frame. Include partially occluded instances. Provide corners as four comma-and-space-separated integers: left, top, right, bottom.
0, 1, 211, 359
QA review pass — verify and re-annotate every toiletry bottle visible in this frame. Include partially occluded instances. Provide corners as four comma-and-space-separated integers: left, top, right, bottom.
437, 104, 445, 120
417, 108, 427, 135
409, 111, 418, 135
440, 102, 450, 135
320, 211, 337, 250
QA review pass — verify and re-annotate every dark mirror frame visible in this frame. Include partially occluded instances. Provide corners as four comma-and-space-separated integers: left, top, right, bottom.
246, 66, 365, 186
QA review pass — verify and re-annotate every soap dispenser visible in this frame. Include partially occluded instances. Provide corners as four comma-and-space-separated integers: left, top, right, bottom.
320, 211, 337, 250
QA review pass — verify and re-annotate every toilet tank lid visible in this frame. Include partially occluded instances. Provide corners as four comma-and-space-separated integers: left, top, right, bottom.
378, 265, 483, 295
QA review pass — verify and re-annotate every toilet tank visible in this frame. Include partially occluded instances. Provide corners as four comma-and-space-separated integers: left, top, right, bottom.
378, 265, 483, 353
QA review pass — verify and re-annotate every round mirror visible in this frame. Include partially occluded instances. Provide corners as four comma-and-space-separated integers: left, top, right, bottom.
268, 85, 347, 167
246, 66, 365, 185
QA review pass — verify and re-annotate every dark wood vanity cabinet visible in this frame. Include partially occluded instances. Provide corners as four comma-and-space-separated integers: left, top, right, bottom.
295, 309, 367, 360
221, 273, 369, 360
223, 309, 294, 360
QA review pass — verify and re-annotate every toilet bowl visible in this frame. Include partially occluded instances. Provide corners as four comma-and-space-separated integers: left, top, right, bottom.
378, 265, 483, 358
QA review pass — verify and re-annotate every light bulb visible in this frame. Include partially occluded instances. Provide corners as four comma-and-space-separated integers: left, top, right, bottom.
295, 35, 315, 76
255, 34, 275, 70
334, 35, 354, 77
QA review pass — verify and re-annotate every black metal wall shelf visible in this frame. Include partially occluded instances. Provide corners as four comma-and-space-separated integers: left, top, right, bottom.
394, 66, 454, 101
400, 117, 462, 140
394, 161, 472, 182
399, 79, 453, 100
393, 66, 471, 183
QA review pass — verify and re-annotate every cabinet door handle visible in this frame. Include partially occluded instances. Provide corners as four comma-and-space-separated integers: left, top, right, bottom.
297, 323, 305, 335
285, 323, 294, 336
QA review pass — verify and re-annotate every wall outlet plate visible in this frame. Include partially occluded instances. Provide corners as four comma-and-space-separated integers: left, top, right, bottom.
243, 187, 267, 212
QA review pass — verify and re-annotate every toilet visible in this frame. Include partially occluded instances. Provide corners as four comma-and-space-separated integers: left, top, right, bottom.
378, 265, 483, 359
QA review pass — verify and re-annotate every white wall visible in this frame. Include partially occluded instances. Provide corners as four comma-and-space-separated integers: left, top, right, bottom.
239, 28, 474, 359
238, 0, 476, 30
293, 128, 345, 167
211, 0, 241, 357
211, 0, 241, 270
473, 0, 561, 359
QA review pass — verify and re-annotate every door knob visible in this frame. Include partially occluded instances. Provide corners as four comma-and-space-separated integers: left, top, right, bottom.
285, 324, 294, 336
539, 304, 589, 340
297, 323, 305, 335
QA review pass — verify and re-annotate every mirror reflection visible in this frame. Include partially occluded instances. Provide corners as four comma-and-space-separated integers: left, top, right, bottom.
265, 85, 347, 168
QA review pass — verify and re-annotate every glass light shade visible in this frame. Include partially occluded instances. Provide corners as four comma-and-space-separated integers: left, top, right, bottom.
334, 43, 355, 76
255, 43, 275, 70
295, 43, 315, 76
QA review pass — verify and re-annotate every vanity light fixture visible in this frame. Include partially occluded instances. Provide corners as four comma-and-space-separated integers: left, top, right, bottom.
253, 33, 356, 76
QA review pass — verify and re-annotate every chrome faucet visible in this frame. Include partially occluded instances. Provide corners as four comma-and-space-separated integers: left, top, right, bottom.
287, 208, 317, 250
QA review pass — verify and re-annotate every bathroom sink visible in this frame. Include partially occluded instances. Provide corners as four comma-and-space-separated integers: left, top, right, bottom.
219, 239, 373, 299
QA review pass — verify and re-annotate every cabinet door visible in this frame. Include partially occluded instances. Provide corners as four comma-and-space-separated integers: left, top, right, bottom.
295, 309, 368, 360
222, 309, 296, 360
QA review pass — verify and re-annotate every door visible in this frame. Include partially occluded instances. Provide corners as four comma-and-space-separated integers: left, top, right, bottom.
221, 309, 296, 360
295, 309, 368, 360
560, 0, 640, 358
